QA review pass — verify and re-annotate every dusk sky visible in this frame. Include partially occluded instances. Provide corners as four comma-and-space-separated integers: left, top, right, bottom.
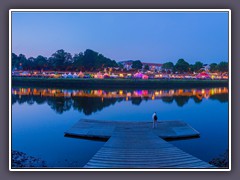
12, 11, 229, 64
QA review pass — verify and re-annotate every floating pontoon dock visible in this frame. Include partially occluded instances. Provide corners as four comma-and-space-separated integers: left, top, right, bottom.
64, 119, 214, 168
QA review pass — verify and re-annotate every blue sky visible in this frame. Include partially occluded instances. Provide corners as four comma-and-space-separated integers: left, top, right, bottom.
12, 11, 229, 64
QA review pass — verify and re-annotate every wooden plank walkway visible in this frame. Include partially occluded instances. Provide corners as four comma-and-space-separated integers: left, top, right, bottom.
64, 119, 200, 140
84, 126, 214, 168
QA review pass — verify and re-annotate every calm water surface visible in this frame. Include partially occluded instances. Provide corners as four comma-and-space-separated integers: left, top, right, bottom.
12, 87, 229, 168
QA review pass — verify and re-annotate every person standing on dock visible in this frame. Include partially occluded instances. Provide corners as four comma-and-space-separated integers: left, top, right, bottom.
152, 112, 158, 128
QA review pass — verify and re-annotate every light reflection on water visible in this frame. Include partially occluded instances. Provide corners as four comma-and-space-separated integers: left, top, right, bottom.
12, 87, 228, 115
12, 86, 229, 168
12, 87, 228, 99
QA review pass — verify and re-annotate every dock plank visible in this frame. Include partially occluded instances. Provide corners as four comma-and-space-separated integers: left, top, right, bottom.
84, 126, 213, 168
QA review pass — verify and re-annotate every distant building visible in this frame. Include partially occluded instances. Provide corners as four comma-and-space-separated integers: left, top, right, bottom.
201, 64, 210, 72
142, 62, 163, 72
124, 62, 133, 70
118, 60, 163, 72
118, 60, 134, 71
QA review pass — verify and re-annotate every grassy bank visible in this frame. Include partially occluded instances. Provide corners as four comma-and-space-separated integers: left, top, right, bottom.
12, 77, 228, 89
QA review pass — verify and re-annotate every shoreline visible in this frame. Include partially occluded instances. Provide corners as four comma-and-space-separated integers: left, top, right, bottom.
12, 150, 47, 168
209, 149, 229, 168
12, 77, 228, 89
11, 149, 228, 168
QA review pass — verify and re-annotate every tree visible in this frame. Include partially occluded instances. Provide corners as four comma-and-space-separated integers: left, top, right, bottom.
97, 54, 118, 69
192, 61, 203, 73
189, 64, 194, 73
217, 61, 228, 72
11, 49, 120, 71
73, 53, 84, 71
48, 49, 72, 71
118, 63, 124, 69
26, 57, 35, 70
18, 54, 29, 70
82, 49, 99, 71
144, 64, 149, 71
210, 63, 218, 73
79, 49, 119, 71
12, 53, 19, 70
12, 53, 31, 70
132, 60, 143, 69
35, 55, 48, 70
162, 62, 174, 70
174, 59, 190, 73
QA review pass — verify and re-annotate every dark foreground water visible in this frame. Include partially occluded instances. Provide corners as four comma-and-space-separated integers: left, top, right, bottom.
11, 86, 229, 168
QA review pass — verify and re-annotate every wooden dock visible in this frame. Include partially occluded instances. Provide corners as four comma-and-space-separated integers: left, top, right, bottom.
64, 119, 200, 140
65, 119, 214, 169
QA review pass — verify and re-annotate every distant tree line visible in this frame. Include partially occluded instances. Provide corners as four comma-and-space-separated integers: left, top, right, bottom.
12, 49, 118, 72
12, 49, 228, 73
161, 59, 228, 73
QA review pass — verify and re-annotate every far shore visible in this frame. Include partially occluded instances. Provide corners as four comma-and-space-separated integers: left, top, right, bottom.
12, 77, 228, 89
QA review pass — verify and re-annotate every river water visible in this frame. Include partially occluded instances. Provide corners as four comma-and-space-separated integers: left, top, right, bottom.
11, 86, 229, 168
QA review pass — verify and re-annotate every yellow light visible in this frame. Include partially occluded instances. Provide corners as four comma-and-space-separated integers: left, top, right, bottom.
119, 90, 123, 95
211, 89, 215, 95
